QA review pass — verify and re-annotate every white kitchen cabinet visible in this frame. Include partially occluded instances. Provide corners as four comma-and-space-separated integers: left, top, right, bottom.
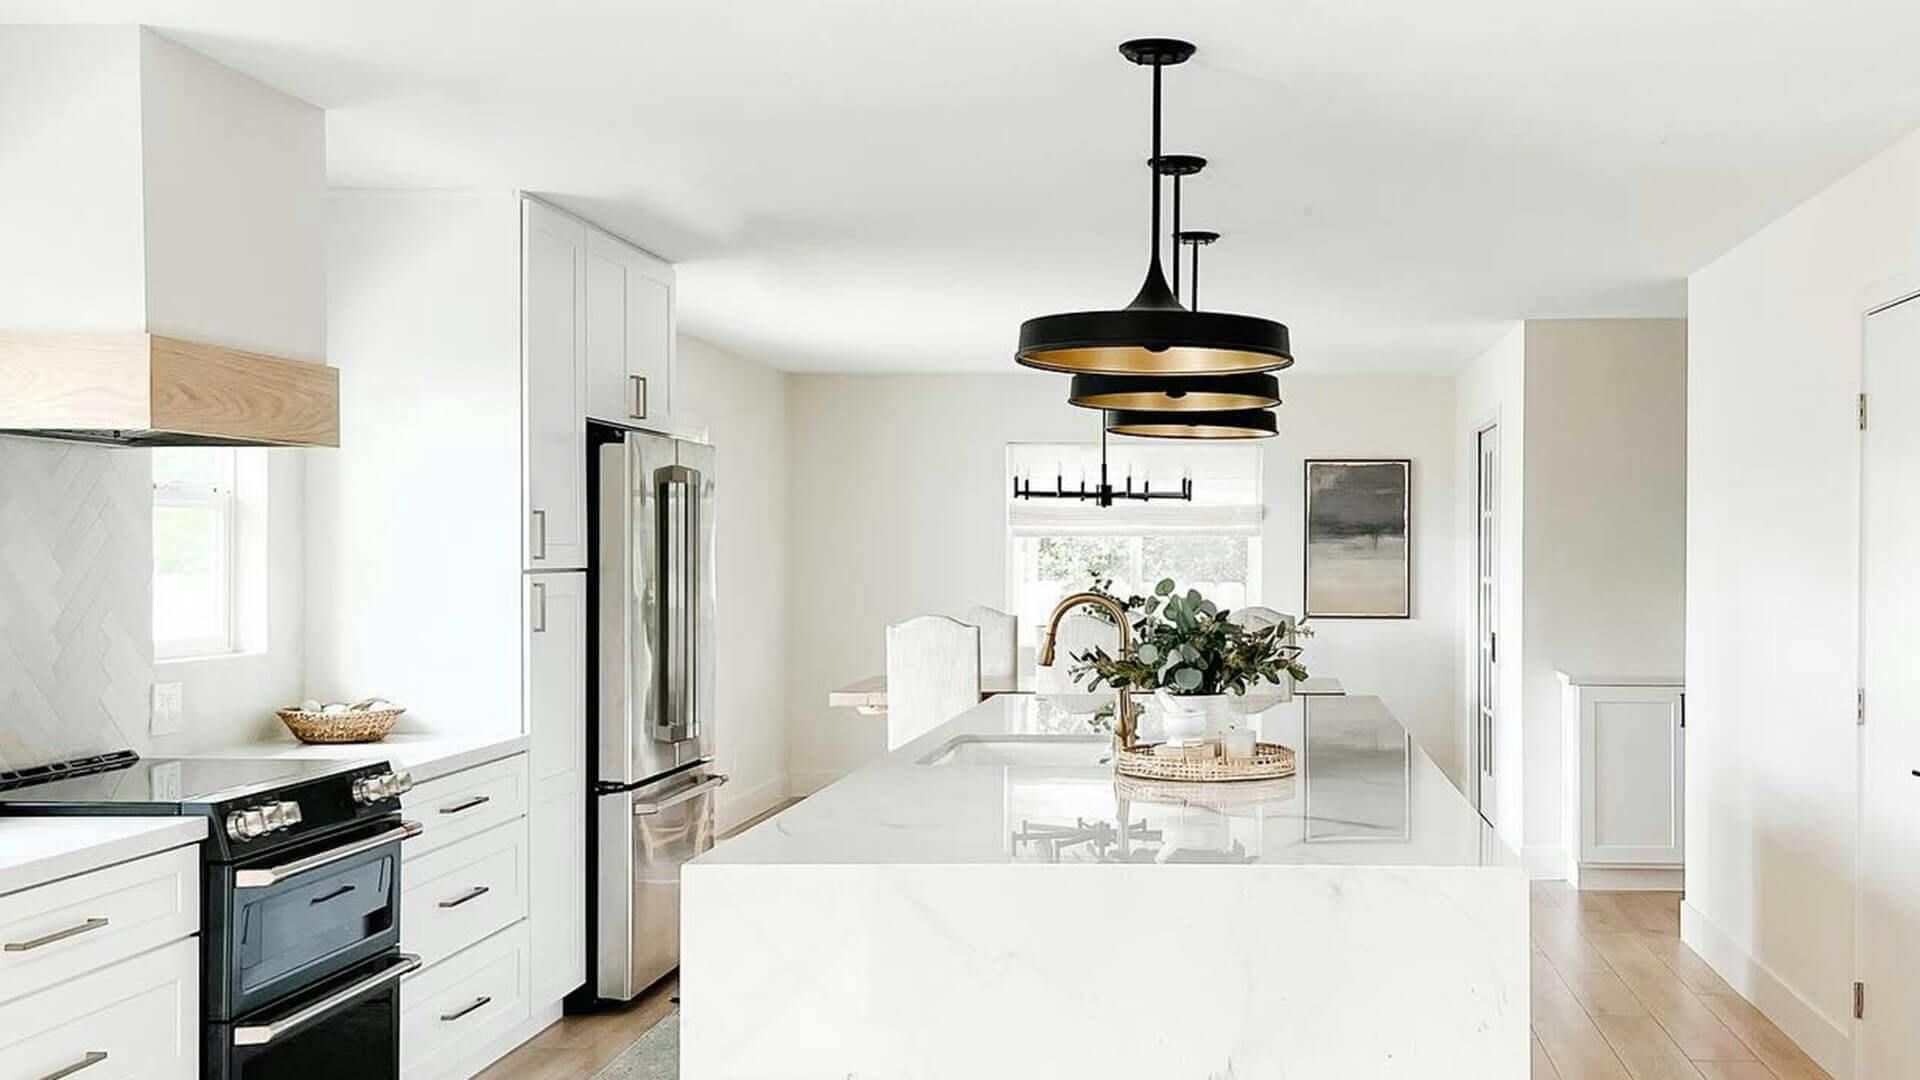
0, 936, 199, 1080
1559, 673, 1684, 888
522, 199, 588, 571
526, 570, 587, 1004
584, 229, 675, 430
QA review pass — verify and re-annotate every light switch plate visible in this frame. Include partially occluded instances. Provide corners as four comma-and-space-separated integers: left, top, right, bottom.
150, 681, 184, 736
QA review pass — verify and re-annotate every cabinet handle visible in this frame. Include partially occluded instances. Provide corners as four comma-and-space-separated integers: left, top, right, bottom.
438, 885, 491, 909
5, 917, 108, 952
531, 581, 547, 633
439, 794, 491, 815
440, 996, 492, 1022
530, 509, 547, 561
39, 1052, 107, 1080
629, 374, 648, 419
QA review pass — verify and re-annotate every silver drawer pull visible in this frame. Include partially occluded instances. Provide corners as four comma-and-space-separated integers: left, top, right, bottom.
629, 373, 648, 419
438, 885, 490, 909
235, 820, 423, 888
530, 508, 547, 561
5, 917, 108, 952
39, 1052, 107, 1080
233, 953, 421, 1047
632, 774, 728, 816
440, 995, 492, 1022
439, 794, 492, 815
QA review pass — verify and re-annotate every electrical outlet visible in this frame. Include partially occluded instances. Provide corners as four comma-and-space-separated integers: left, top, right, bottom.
150, 681, 184, 736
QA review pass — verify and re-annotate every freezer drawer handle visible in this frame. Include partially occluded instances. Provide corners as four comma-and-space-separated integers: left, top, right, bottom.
5, 916, 108, 952
632, 774, 728, 816
38, 1052, 107, 1080
234, 820, 424, 888
440, 995, 492, 1022
438, 885, 491, 909
439, 795, 492, 815
232, 953, 421, 1047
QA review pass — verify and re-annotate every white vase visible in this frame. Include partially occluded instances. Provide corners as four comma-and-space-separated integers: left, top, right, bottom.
1152, 690, 1238, 746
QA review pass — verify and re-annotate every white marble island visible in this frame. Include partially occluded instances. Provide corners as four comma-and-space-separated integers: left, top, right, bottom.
684, 693, 1526, 1079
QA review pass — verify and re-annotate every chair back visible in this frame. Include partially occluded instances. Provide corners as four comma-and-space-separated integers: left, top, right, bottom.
1228, 606, 1297, 693
954, 606, 1018, 680
885, 615, 982, 749
1035, 610, 1120, 694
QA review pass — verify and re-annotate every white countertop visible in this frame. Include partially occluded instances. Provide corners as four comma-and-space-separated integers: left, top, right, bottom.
704, 692, 1515, 869
0, 816, 207, 897
188, 730, 528, 784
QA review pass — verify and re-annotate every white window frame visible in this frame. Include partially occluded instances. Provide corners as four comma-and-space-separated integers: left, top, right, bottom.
153, 455, 239, 661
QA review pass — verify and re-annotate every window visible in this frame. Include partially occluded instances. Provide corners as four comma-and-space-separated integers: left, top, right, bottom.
153, 448, 238, 660
1007, 442, 1263, 642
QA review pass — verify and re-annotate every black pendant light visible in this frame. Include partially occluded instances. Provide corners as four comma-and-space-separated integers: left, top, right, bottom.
1106, 407, 1278, 439
1015, 39, 1292, 376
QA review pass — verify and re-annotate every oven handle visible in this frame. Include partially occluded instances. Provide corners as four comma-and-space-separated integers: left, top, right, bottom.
632, 774, 728, 816
231, 952, 421, 1047
233, 820, 424, 888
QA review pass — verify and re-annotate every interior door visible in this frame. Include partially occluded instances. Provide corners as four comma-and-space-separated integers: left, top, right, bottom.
1475, 423, 1499, 821
1859, 295, 1920, 1075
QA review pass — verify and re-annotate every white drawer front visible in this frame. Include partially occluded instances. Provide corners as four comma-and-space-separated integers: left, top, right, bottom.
401, 755, 528, 859
0, 845, 198, 1005
0, 935, 197, 1080
400, 922, 529, 1079
401, 819, 528, 970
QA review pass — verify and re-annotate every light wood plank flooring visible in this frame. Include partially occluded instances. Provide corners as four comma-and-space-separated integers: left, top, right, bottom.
478, 799, 802, 1080
1529, 884, 1832, 1080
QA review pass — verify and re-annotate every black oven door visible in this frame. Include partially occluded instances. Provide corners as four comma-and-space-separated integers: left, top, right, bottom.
207, 815, 420, 1019
206, 951, 420, 1080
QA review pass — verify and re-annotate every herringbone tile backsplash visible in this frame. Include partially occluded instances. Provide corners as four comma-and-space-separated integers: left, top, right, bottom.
0, 438, 154, 772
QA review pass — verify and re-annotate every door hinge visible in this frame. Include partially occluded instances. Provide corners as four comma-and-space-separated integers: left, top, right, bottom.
1858, 688, 1867, 727
1854, 980, 1865, 1020
1859, 392, 1869, 431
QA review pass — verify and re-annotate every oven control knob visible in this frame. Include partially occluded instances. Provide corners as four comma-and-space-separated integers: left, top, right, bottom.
276, 800, 303, 827
388, 771, 414, 797
226, 808, 268, 842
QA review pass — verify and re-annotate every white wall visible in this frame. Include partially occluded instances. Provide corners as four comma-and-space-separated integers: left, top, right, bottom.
676, 335, 793, 830
785, 372, 1462, 791
1685, 126, 1920, 1077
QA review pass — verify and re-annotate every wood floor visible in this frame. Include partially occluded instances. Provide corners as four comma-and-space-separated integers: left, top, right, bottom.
1528, 883, 1831, 1080
488, 819, 1830, 1080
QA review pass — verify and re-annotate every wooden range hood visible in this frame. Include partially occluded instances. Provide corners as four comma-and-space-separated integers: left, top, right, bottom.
0, 333, 339, 447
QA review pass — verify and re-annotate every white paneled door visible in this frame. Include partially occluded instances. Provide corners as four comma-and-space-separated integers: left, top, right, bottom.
1475, 423, 1499, 821
584, 228, 675, 429
523, 199, 588, 570
1859, 295, 1920, 1075
526, 570, 587, 1005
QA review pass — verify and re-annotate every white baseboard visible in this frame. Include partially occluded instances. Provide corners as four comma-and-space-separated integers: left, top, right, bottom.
1523, 845, 1568, 880
1681, 900, 1852, 1079
789, 769, 845, 796
716, 773, 789, 834
1569, 865, 1684, 891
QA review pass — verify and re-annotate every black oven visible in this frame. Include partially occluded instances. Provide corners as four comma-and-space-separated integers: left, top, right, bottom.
206, 815, 416, 1020
205, 950, 420, 1080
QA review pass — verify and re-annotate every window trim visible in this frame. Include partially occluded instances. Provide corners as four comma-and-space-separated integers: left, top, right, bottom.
152, 467, 239, 662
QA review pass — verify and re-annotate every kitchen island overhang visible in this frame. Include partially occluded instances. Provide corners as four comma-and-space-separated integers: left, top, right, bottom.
684, 693, 1527, 1079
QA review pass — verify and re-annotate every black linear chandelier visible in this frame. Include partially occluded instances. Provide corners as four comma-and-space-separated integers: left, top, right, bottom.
1014, 38, 1293, 378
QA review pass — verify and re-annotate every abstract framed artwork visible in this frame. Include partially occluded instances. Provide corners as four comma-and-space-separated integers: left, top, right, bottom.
1303, 459, 1411, 619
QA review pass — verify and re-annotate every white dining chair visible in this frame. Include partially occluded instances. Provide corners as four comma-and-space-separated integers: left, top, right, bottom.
954, 605, 1018, 682
1229, 605, 1298, 695
1035, 610, 1120, 694
885, 615, 982, 749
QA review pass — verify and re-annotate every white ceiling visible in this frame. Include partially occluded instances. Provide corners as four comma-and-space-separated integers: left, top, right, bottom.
8, 1, 1920, 373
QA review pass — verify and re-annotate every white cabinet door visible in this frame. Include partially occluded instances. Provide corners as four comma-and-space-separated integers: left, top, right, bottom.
1577, 685, 1684, 867
522, 199, 587, 570
525, 571, 586, 1004
583, 228, 673, 429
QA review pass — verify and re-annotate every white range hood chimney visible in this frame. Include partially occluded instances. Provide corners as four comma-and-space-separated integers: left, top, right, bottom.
0, 26, 337, 447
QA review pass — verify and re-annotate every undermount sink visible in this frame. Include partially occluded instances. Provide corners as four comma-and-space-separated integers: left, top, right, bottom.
917, 734, 1113, 768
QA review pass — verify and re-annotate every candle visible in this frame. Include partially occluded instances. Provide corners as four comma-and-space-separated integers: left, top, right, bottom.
1223, 730, 1257, 761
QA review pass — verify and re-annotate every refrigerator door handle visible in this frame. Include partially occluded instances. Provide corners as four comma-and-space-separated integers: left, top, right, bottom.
659, 467, 694, 742
681, 466, 701, 740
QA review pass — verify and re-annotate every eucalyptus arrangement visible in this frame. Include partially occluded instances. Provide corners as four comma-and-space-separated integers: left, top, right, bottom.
1069, 578, 1309, 696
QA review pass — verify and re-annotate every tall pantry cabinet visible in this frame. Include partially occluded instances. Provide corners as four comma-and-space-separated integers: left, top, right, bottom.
314, 190, 677, 1070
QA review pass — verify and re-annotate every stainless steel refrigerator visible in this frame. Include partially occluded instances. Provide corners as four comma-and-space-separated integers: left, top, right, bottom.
580, 422, 725, 1006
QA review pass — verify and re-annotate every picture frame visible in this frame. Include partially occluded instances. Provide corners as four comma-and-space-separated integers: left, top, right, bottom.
1303, 459, 1412, 619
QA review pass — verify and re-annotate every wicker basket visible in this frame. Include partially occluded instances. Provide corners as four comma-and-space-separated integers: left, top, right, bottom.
1113, 740, 1295, 783
276, 706, 404, 744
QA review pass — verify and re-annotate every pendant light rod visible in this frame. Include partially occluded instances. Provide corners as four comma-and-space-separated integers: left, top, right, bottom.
1154, 155, 1206, 301
1177, 229, 1220, 311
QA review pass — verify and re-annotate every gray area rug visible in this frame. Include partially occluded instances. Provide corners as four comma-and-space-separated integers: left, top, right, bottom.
592, 1010, 679, 1080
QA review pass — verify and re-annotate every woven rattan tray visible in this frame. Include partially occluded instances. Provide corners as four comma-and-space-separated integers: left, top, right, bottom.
276, 706, 404, 744
1113, 741, 1295, 783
